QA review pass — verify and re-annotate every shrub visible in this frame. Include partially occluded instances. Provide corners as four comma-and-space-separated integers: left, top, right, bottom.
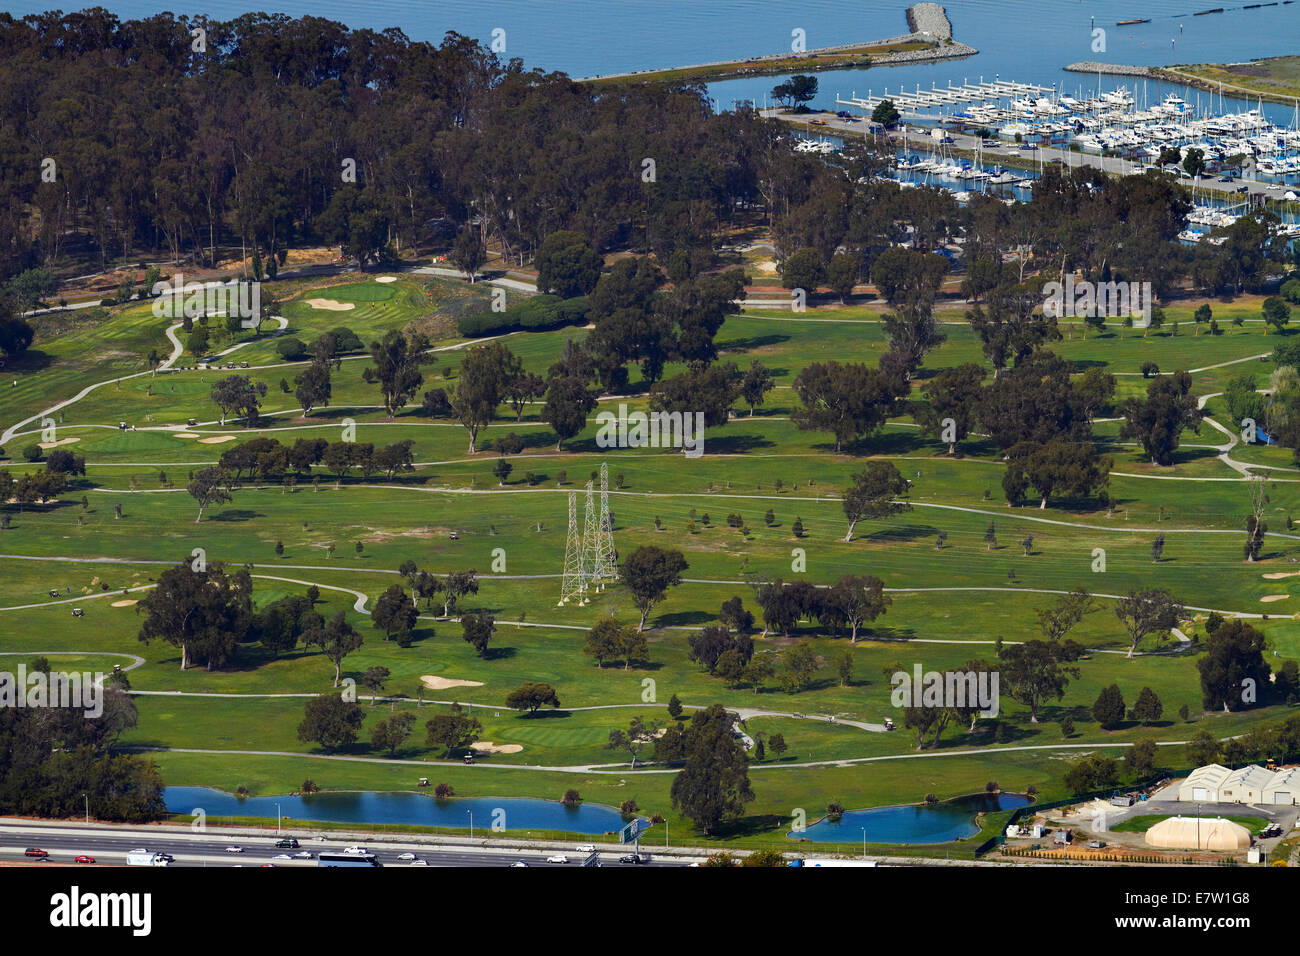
275, 336, 308, 360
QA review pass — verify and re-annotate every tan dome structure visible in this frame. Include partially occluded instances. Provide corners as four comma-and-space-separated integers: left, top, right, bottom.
1144, 816, 1251, 851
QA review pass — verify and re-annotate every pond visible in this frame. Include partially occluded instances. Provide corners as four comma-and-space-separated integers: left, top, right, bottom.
164, 786, 629, 836
791, 792, 1032, 845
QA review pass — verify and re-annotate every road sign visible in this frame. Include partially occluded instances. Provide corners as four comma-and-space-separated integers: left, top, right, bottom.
620, 818, 650, 844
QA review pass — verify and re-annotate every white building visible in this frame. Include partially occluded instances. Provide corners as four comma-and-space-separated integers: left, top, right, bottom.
1263, 768, 1300, 807
1179, 763, 1300, 806
1219, 765, 1274, 805
1178, 764, 1230, 802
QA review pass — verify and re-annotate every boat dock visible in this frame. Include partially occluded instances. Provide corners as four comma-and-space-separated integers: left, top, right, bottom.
836, 77, 1055, 115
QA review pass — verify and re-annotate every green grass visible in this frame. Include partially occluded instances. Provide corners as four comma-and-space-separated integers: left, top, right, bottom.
6, 276, 1300, 850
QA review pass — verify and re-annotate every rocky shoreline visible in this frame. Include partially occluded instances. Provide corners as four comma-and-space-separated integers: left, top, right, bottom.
579, 3, 974, 83
1065, 61, 1159, 77
907, 3, 954, 40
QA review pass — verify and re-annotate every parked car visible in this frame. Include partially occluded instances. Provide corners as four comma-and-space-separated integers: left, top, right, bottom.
74, 856, 95, 864
274, 838, 299, 849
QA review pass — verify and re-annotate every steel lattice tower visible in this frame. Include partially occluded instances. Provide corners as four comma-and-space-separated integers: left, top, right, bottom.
582, 480, 602, 594
595, 462, 618, 584
557, 491, 586, 606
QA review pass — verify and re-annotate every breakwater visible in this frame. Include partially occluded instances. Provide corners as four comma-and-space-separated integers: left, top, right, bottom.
1065, 62, 1160, 77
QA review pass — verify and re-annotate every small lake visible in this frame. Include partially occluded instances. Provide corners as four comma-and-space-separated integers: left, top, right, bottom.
165, 786, 628, 835
791, 792, 1032, 845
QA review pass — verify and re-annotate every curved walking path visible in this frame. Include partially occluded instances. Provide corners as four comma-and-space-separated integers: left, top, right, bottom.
0, 548, 1268, 624
0, 316, 286, 447
0, 650, 145, 671
119, 734, 1217, 775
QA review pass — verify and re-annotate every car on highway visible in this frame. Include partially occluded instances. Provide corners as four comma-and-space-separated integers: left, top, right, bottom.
156, 853, 175, 863
618, 854, 650, 865
294, 850, 313, 859
575, 843, 596, 853
24, 848, 48, 858
74, 855, 95, 864
546, 854, 569, 864
129, 847, 148, 854
274, 838, 299, 849
408, 859, 428, 866
225, 846, 243, 853
397, 852, 417, 861
273, 854, 293, 860
510, 860, 529, 867
343, 845, 367, 855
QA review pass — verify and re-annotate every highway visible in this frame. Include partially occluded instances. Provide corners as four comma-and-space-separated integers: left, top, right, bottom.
0, 822, 686, 869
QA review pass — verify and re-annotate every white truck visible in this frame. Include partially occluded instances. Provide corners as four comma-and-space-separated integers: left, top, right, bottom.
126, 851, 169, 867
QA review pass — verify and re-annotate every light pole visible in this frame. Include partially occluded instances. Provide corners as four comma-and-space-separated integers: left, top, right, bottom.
861, 827, 867, 860
275, 802, 281, 835
83, 793, 88, 824
468, 811, 473, 839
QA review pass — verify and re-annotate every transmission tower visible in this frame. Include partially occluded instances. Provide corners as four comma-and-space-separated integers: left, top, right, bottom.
582, 480, 602, 593
558, 491, 586, 606
595, 462, 618, 585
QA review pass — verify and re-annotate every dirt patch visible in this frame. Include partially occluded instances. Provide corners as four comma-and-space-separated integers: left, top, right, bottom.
172, 432, 200, 439
375, 276, 398, 283
1262, 571, 1300, 580
362, 528, 443, 543
110, 599, 138, 607
197, 435, 237, 444
1260, 594, 1290, 603
420, 674, 484, 691
470, 741, 523, 755
304, 298, 355, 311
38, 437, 80, 449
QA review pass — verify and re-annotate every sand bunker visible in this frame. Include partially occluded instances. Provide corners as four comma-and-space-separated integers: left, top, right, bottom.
420, 674, 484, 691
172, 432, 200, 439
471, 741, 523, 755
304, 298, 355, 311
375, 276, 398, 283
1260, 594, 1290, 603
110, 599, 138, 607
1262, 571, 1300, 580
197, 435, 237, 444
38, 437, 80, 449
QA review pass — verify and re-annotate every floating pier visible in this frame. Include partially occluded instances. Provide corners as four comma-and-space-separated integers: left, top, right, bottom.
837, 77, 1055, 115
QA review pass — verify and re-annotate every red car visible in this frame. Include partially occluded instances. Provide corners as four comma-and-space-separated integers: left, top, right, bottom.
74, 855, 95, 864
23, 848, 48, 858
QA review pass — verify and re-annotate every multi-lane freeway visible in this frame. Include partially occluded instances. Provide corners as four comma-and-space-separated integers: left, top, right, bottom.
0, 822, 687, 868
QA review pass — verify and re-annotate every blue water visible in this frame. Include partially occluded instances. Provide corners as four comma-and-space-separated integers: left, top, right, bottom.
165, 786, 629, 835
5, 1, 1296, 123
791, 792, 1032, 844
